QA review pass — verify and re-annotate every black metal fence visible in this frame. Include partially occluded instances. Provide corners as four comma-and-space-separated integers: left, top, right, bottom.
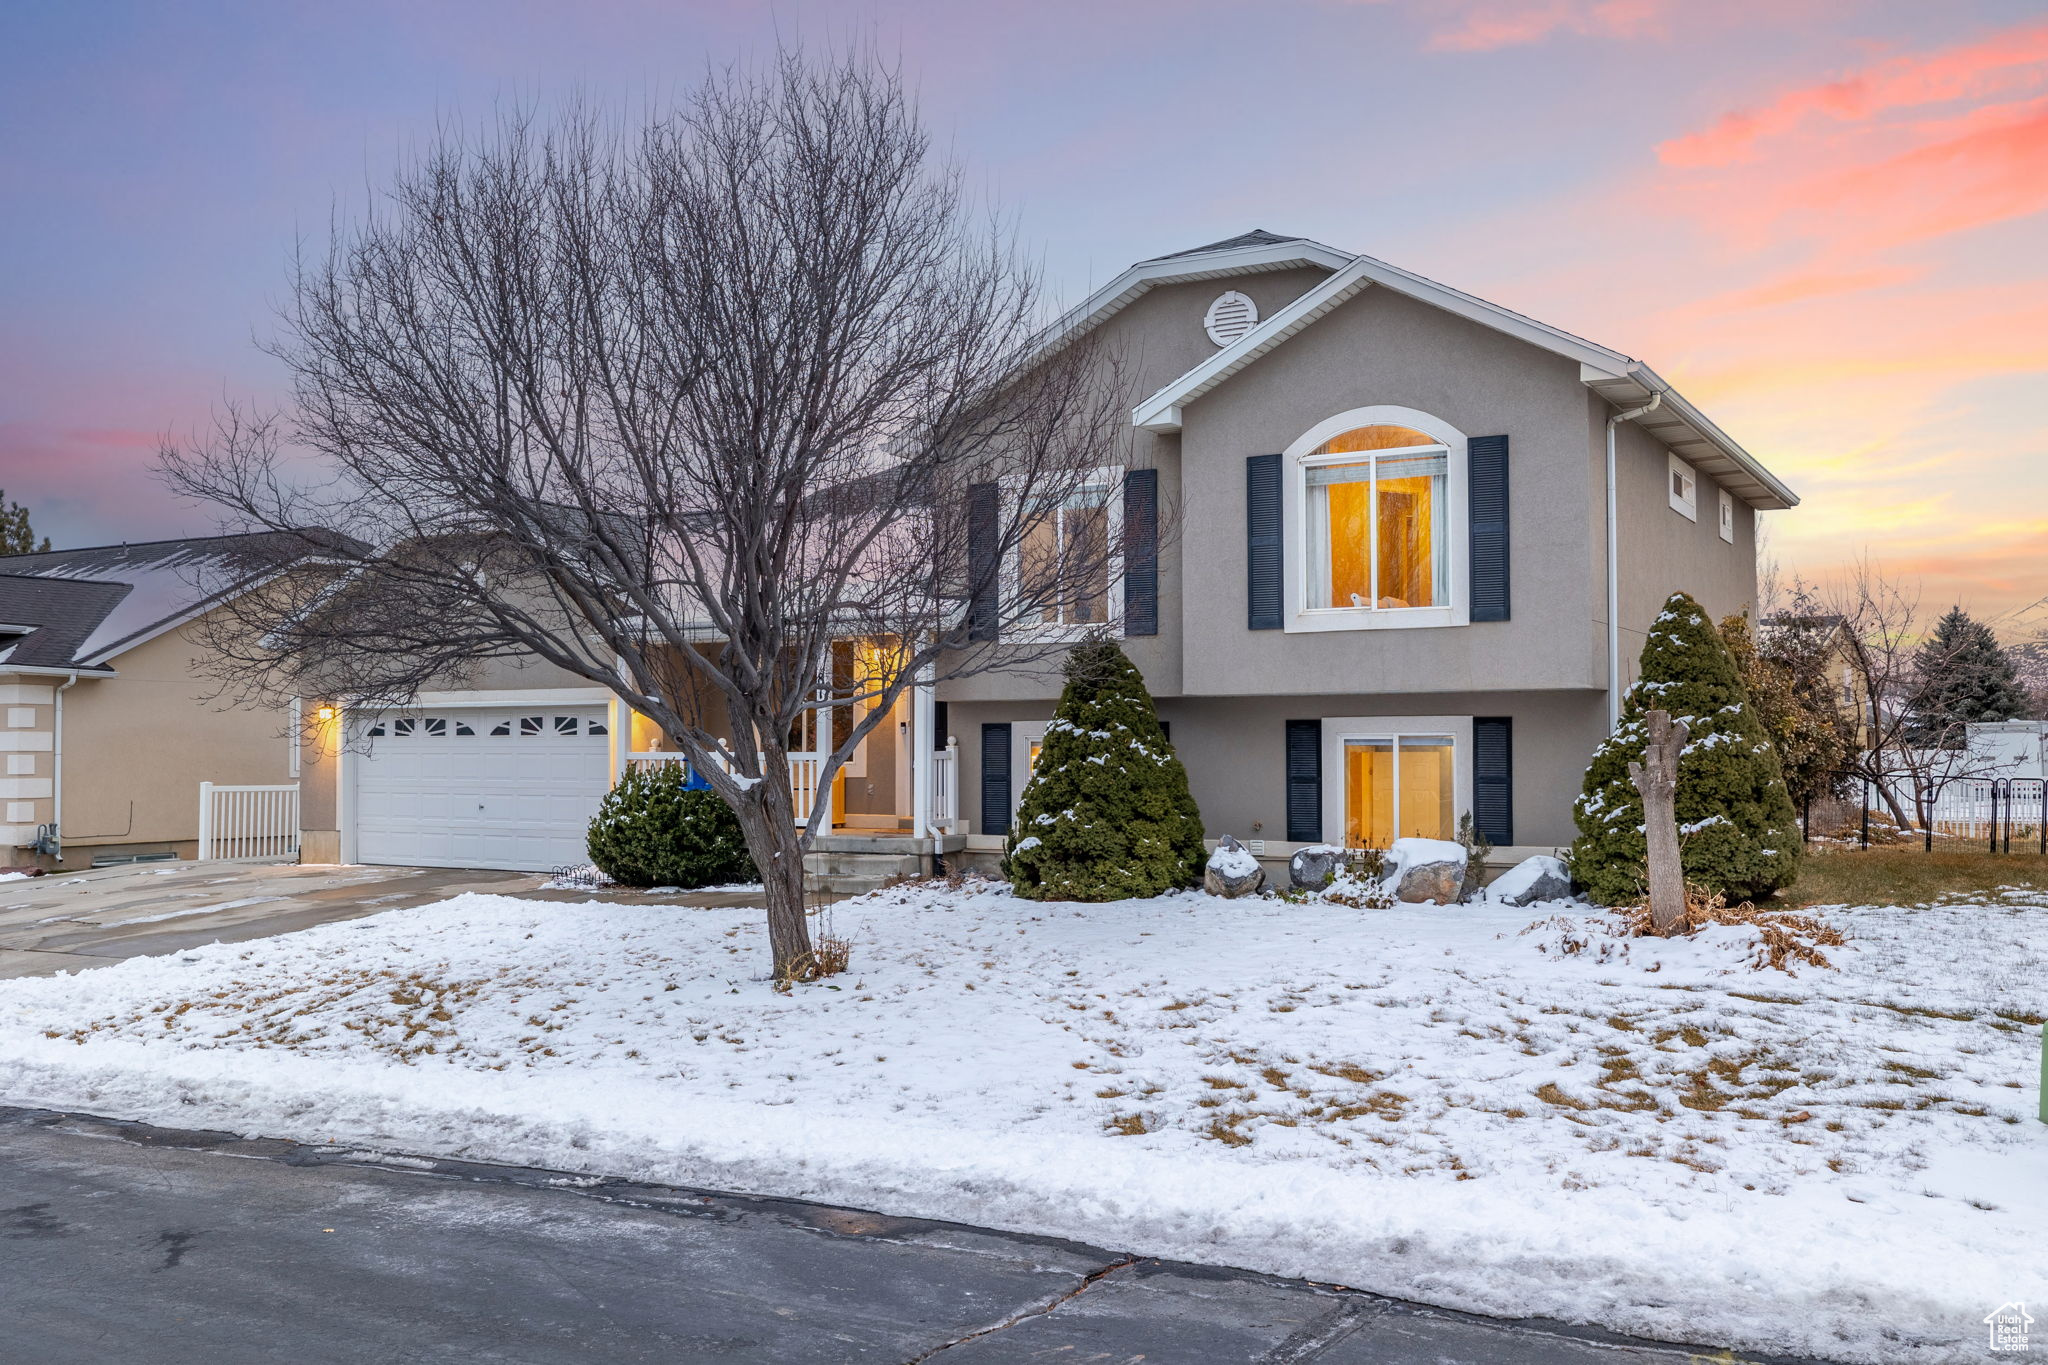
1803, 775, 2048, 852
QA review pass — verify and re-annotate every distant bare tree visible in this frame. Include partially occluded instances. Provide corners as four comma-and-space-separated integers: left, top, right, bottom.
1827, 559, 2000, 832
160, 55, 1139, 981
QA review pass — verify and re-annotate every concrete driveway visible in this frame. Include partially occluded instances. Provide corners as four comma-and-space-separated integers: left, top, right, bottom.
0, 861, 767, 980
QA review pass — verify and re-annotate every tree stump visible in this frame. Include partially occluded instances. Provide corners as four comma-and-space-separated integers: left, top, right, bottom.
1629, 709, 1690, 935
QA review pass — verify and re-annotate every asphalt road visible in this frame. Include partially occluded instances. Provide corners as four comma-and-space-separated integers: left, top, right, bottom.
0, 1105, 1806, 1364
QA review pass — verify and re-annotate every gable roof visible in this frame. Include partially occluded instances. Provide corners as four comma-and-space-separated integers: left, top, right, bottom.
1059, 231, 1795, 511
0, 530, 342, 670
1028, 232, 1351, 362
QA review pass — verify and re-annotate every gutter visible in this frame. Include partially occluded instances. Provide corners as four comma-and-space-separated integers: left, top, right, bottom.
1605, 393, 1663, 732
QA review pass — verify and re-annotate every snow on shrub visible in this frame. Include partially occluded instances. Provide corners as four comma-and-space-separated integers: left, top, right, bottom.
586, 761, 758, 889
1569, 591, 1801, 906
1003, 640, 1205, 901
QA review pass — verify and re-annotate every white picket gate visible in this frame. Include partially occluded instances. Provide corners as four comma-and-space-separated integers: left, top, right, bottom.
197, 782, 300, 862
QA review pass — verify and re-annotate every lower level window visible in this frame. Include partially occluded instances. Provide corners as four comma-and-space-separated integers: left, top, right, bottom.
1343, 734, 1454, 845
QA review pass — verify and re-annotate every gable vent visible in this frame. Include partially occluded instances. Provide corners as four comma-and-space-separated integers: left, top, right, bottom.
1203, 290, 1258, 347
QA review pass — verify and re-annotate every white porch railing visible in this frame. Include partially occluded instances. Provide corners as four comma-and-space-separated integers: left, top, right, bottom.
197, 782, 300, 862
931, 737, 960, 833
627, 750, 830, 827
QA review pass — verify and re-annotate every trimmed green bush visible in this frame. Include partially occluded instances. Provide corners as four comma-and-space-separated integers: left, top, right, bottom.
1569, 591, 1801, 905
1003, 640, 1206, 901
587, 762, 757, 889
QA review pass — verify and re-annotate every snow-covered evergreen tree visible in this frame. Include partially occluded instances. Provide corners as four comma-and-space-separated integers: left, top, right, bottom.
1904, 607, 2028, 746
1003, 639, 1205, 901
1570, 592, 1800, 905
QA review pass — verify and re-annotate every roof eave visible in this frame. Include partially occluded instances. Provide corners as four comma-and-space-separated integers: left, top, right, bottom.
1028, 238, 1352, 364
1129, 249, 1798, 513
1582, 364, 1798, 511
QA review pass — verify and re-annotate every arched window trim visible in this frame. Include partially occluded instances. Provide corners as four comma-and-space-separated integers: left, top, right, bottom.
1282, 404, 1471, 634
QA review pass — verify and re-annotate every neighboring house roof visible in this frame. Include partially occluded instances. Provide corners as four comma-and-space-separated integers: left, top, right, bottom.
1058, 230, 1797, 511
0, 530, 343, 670
0, 575, 131, 673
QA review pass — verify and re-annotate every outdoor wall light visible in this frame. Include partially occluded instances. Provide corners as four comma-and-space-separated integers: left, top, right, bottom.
316, 706, 336, 721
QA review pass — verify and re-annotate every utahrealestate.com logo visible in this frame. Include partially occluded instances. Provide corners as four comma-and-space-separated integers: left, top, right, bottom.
1986, 1303, 2033, 1352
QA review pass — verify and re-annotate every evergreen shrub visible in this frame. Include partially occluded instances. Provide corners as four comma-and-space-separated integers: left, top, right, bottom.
587, 761, 757, 889
1003, 640, 1206, 901
1570, 592, 1801, 905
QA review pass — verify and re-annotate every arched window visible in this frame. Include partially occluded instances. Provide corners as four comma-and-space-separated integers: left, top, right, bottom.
1302, 423, 1449, 611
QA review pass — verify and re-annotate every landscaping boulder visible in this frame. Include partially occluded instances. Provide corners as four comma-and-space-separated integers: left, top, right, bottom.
1204, 836, 1266, 898
1386, 837, 1467, 905
1488, 854, 1572, 907
1289, 844, 1345, 890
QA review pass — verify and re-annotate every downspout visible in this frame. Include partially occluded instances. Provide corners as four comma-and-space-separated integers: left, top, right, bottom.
1605, 392, 1663, 731
51, 670, 79, 862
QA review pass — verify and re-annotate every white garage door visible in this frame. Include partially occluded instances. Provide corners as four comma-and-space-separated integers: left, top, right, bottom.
353, 706, 612, 872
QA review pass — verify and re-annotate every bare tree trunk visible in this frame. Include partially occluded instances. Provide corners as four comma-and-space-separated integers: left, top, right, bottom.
731, 750, 816, 982
1629, 710, 1690, 935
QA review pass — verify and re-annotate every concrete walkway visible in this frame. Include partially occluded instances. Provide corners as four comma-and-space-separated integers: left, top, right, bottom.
0, 861, 768, 980
0, 1104, 1808, 1365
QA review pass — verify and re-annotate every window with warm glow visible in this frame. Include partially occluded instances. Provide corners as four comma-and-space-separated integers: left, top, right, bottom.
1342, 734, 1455, 846
1020, 481, 1113, 626
1304, 425, 1446, 611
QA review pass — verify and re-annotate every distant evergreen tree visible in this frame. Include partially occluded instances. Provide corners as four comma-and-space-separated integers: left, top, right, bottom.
1003, 639, 1206, 901
0, 489, 50, 555
1904, 607, 2028, 747
1570, 592, 1801, 905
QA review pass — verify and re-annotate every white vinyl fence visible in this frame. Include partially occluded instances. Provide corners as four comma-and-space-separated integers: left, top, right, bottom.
197, 782, 300, 862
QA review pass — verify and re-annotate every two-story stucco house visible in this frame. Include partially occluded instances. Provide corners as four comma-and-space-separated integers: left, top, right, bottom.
265, 230, 1794, 887
937, 229, 1796, 872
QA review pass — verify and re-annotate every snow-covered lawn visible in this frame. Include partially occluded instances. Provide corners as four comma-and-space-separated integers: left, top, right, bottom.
1, 879, 2042, 1363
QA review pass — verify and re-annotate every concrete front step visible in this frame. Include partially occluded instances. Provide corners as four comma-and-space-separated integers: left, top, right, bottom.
806, 855, 924, 879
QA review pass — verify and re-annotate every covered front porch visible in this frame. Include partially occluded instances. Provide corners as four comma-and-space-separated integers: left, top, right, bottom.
611, 643, 969, 892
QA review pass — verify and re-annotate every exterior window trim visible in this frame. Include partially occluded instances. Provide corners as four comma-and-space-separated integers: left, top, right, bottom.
1669, 453, 1698, 521
1002, 465, 1125, 643
1282, 405, 1470, 634
1319, 714, 1474, 847
1718, 488, 1735, 544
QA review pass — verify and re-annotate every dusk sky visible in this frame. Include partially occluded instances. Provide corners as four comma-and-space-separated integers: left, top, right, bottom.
3, 1, 2044, 618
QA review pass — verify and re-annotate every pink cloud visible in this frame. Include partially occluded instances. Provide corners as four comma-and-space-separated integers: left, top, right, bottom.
1660, 20, 2048, 166
1422, 0, 1669, 51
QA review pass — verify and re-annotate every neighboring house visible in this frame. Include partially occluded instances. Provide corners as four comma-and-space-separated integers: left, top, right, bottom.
0, 534, 321, 869
286, 230, 1796, 884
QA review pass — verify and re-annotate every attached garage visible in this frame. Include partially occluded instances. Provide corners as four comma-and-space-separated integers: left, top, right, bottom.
348, 703, 613, 872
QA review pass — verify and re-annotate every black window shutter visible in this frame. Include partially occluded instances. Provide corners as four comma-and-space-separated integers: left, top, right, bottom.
932, 700, 949, 752
980, 723, 1013, 836
1122, 468, 1159, 637
1467, 435, 1510, 622
967, 482, 999, 642
1284, 719, 1321, 842
1246, 454, 1283, 630
1473, 716, 1514, 846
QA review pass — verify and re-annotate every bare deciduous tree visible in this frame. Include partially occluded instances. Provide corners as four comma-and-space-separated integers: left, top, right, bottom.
1826, 558, 2002, 833
161, 56, 1142, 981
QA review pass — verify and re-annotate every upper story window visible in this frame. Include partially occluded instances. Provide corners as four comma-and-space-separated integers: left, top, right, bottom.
1669, 453, 1698, 520
1018, 476, 1118, 630
1303, 424, 1447, 612
1718, 489, 1735, 543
